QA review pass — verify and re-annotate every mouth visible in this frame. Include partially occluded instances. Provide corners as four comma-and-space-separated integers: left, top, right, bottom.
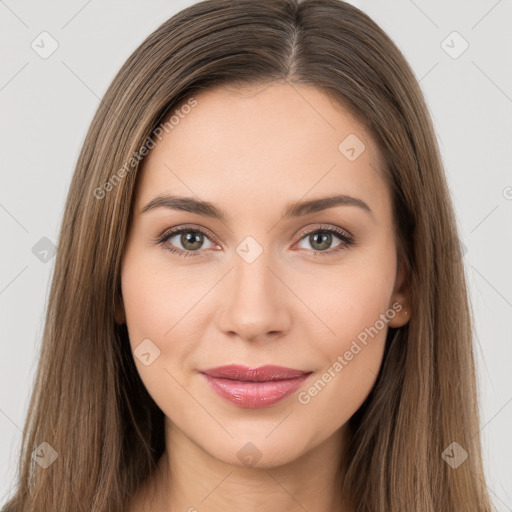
198, 364, 313, 408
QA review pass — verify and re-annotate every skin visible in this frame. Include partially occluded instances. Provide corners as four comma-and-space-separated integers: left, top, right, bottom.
119, 81, 411, 512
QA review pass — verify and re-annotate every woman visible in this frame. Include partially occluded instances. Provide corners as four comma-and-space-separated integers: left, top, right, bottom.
2, 0, 495, 510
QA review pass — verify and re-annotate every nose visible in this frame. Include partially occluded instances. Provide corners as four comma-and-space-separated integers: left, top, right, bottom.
216, 249, 292, 344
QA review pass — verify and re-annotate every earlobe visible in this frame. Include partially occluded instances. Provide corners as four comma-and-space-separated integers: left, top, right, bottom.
388, 259, 411, 328
388, 294, 410, 328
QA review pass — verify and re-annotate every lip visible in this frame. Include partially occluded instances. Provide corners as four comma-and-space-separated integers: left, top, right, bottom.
199, 365, 313, 408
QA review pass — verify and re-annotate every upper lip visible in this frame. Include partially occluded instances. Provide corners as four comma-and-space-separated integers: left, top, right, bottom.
199, 364, 312, 382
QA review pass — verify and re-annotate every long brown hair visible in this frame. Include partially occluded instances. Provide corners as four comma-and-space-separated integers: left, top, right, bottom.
3, 0, 494, 510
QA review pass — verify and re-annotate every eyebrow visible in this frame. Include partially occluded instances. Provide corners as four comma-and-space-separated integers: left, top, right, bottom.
140, 193, 373, 221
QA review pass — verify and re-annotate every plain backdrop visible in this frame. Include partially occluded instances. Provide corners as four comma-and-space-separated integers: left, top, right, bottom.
1, 0, 511, 508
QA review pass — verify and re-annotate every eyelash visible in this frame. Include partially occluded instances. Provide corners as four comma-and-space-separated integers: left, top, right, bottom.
156, 224, 355, 259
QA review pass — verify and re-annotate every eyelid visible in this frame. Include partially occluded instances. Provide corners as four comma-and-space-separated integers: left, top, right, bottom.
295, 223, 353, 242
156, 224, 222, 247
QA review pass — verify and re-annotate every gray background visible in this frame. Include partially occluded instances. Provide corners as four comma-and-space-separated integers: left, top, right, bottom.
1, 0, 511, 508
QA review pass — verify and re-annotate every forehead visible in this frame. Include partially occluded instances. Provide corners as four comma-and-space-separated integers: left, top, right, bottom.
134, 82, 388, 219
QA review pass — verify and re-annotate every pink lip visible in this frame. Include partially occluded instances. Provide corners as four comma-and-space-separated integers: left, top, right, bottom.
199, 364, 313, 408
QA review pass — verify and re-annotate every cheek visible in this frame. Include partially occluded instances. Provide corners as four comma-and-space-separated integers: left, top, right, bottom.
297, 251, 396, 350
121, 246, 211, 349
293, 252, 395, 423
295, 294, 390, 434
120, 252, 211, 421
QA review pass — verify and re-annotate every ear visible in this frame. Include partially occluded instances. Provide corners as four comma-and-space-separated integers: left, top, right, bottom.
114, 291, 126, 325
388, 258, 411, 328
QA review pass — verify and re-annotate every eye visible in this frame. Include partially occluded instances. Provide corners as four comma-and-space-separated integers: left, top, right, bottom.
294, 225, 355, 256
156, 224, 355, 258
157, 226, 218, 258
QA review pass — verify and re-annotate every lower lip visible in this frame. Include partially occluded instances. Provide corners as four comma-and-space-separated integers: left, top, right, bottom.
200, 373, 311, 408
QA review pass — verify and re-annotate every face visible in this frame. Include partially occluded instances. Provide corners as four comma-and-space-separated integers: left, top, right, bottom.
118, 81, 410, 468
